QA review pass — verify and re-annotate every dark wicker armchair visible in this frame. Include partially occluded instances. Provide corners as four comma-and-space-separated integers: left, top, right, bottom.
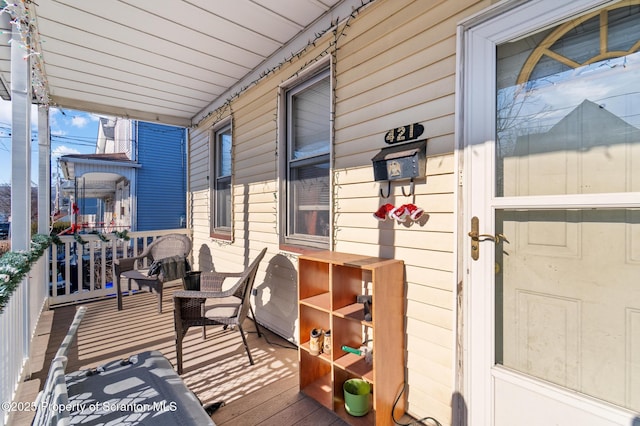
173, 247, 267, 374
114, 233, 192, 313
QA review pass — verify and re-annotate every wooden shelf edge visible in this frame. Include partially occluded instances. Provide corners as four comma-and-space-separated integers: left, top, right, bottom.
333, 303, 367, 322
299, 343, 333, 362
334, 353, 374, 383
300, 292, 331, 312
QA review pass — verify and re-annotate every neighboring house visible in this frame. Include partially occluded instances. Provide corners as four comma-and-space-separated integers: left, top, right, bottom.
185, 1, 640, 425
136, 121, 188, 231
59, 119, 187, 232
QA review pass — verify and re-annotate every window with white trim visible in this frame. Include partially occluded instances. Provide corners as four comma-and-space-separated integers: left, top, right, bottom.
281, 68, 331, 248
210, 122, 232, 238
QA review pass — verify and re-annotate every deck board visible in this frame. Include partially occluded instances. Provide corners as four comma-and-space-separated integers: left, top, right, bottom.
10, 286, 349, 425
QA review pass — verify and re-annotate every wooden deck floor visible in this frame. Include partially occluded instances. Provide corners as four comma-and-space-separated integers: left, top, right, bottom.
10, 285, 350, 425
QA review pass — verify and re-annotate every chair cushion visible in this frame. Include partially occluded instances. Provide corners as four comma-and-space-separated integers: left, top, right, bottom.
203, 296, 241, 322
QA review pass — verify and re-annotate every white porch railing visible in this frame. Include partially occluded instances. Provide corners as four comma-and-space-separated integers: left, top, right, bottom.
0, 229, 189, 425
0, 257, 49, 426
49, 229, 190, 307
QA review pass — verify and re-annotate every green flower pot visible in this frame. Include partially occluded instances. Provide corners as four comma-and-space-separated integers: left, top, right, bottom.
343, 378, 371, 416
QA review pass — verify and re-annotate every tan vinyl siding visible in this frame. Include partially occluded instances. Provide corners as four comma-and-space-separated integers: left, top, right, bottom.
189, 113, 214, 242
189, 129, 209, 190
187, 0, 493, 423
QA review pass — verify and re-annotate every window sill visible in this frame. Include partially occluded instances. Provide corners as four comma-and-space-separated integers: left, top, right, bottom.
279, 243, 326, 256
210, 231, 232, 242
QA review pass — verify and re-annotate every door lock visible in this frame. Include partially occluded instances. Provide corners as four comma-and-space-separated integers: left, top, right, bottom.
469, 216, 508, 261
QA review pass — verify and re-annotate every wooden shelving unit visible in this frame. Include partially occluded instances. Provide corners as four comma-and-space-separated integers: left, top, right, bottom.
298, 250, 405, 425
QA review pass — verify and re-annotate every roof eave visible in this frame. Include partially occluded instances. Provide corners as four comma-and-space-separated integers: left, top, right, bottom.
51, 95, 192, 128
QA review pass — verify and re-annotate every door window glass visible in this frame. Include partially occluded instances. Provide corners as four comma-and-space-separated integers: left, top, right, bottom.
496, 3, 640, 197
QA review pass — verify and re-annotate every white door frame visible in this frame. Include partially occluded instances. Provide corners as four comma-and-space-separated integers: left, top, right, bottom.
457, 0, 638, 424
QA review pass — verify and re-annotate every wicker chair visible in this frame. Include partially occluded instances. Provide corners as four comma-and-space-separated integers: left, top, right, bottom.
173, 247, 267, 374
114, 233, 192, 313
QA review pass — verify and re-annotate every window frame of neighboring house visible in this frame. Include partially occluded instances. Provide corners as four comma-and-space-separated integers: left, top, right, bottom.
209, 119, 233, 241
278, 62, 332, 251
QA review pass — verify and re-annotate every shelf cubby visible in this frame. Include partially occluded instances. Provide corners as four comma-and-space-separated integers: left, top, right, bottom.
333, 368, 375, 425
299, 304, 330, 347
299, 349, 333, 409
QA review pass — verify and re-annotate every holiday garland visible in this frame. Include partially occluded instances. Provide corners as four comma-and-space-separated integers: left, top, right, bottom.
72, 230, 130, 245
0, 229, 131, 313
0, 233, 53, 314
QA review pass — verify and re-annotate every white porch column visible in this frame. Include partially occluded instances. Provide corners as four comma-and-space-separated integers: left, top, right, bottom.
10, 25, 31, 252
38, 106, 50, 234
38, 106, 50, 309
11, 20, 32, 357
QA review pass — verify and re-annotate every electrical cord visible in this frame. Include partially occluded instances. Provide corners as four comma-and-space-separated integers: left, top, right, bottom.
392, 382, 443, 426
246, 324, 298, 350
260, 330, 298, 350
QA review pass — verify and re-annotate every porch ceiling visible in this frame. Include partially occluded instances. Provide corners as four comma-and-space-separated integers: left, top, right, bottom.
0, 0, 361, 127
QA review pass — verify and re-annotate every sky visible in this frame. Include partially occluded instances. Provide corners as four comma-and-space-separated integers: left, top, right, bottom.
0, 98, 101, 185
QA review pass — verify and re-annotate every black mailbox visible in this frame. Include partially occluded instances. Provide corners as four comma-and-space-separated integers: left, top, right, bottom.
372, 140, 426, 182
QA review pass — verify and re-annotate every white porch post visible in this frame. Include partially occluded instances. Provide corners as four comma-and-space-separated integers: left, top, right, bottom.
10, 23, 31, 251
11, 20, 32, 355
38, 106, 50, 235
38, 106, 50, 308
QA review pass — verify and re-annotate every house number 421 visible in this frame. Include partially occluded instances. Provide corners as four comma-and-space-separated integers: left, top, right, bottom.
384, 123, 424, 144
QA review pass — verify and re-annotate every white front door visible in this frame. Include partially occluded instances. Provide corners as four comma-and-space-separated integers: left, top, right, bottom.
462, 1, 640, 424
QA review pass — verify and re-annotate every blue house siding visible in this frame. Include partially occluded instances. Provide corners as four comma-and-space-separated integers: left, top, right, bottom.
136, 122, 187, 231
